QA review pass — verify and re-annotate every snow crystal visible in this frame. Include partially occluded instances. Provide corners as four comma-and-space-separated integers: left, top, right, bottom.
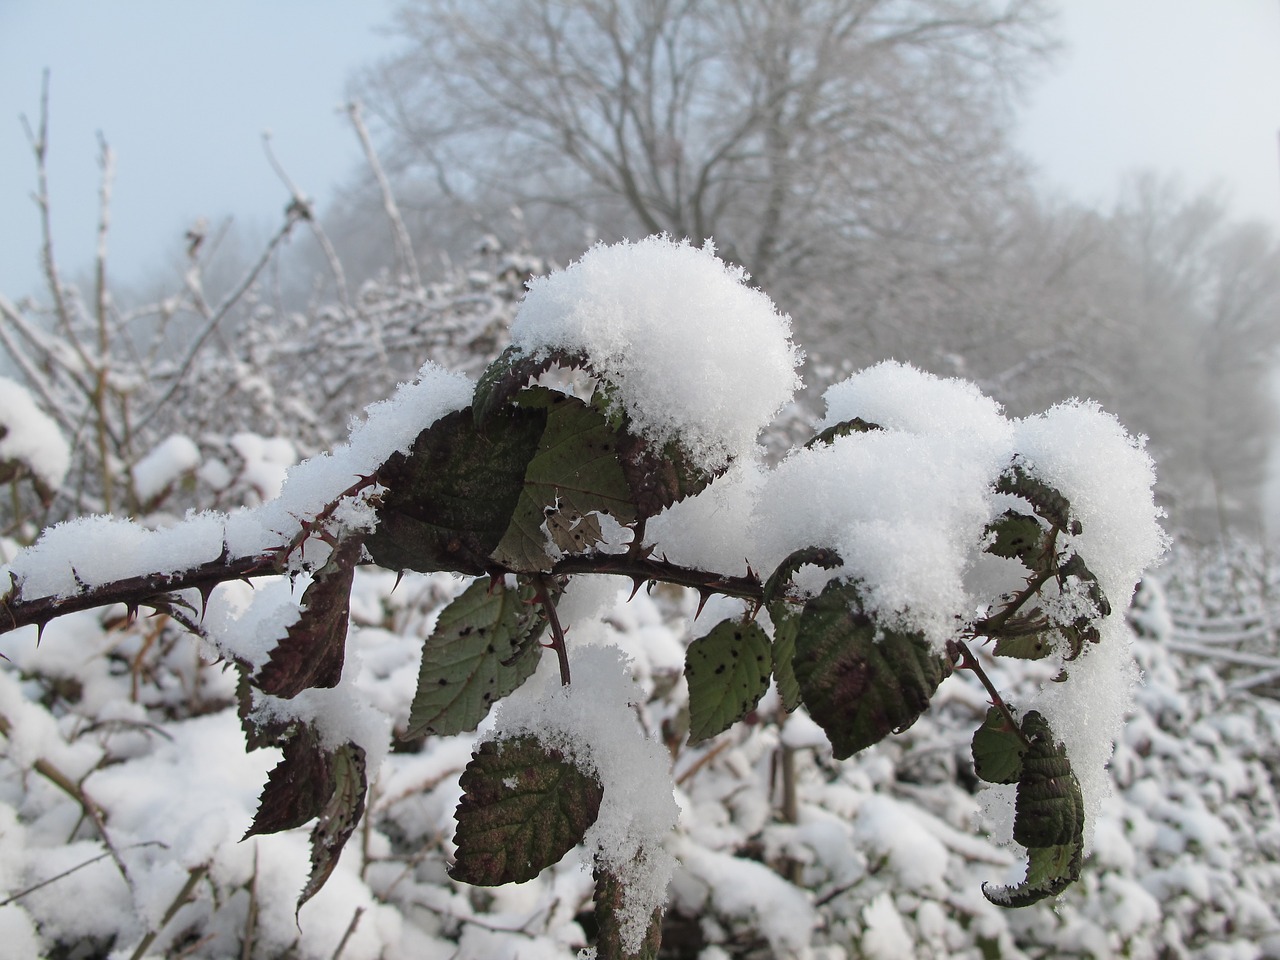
510, 236, 802, 471
0, 375, 70, 490
132, 434, 201, 503
485, 645, 679, 954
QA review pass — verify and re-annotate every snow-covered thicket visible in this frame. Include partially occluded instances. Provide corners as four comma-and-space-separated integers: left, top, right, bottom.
2, 235, 1178, 958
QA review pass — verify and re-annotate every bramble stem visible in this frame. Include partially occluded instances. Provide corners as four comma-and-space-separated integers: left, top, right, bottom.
950, 640, 1030, 747
533, 575, 571, 686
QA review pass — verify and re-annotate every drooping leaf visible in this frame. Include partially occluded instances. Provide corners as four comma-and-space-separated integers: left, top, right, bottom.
995, 463, 1079, 534
451, 735, 603, 886
1012, 712, 1084, 850
593, 866, 663, 960
491, 389, 637, 572
983, 710, 1084, 907
985, 510, 1048, 571
473, 345, 588, 426
244, 725, 332, 838
768, 601, 802, 713
805, 417, 881, 448
256, 534, 362, 699
684, 618, 772, 743
405, 576, 544, 738
971, 705, 1026, 784
237, 665, 295, 751
367, 406, 546, 575
792, 580, 951, 760
299, 742, 367, 911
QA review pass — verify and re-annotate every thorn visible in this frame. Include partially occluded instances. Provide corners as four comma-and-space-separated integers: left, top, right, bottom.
627, 576, 646, 602
391, 570, 404, 594
694, 588, 713, 620
35, 620, 48, 645
197, 582, 217, 620
125, 603, 139, 626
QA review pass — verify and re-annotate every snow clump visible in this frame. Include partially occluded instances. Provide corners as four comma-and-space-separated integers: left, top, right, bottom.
510, 235, 802, 471
0, 375, 70, 490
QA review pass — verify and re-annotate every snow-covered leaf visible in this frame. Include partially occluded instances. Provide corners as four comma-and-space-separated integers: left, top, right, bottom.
451, 735, 603, 886
472, 344, 586, 426
491, 389, 636, 572
367, 406, 544, 575
995, 463, 1079, 534
405, 576, 544, 738
684, 618, 772, 743
256, 534, 362, 698
793, 580, 951, 759
805, 416, 881, 448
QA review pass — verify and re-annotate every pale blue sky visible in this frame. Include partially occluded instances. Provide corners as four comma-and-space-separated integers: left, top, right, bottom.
2, 1, 1279, 299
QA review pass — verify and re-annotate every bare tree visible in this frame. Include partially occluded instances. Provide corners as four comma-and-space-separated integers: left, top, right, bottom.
355, 0, 1056, 295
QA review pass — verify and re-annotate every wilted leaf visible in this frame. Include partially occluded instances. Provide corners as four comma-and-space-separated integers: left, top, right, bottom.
299, 742, 367, 911
768, 601, 802, 714
995, 463, 1079, 534
685, 618, 772, 742
971, 705, 1026, 784
492, 389, 637, 572
367, 406, 545, 575
793, 580, 951, 759
451, 735, 603, 886
983, 710, 1084, 908
256, 534, 362, 699
405, 576, 544, 738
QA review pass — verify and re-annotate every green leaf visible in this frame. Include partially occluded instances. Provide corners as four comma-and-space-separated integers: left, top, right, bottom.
451, 735, 604, 886
473, 345, 588, 426
491, 389, 637, 572
299, 742, 367, 912
983, 843, 1081, 908
768, 601, 802, 713
405, 576, 544, 738
792, 580, 951, 759
615, 432, 719, 520
685, 618, 772, 743
367, 407, 546, 575
985, 510, 1048, 571
992, 632, 1055, 660
256, 534, 362, 699
805, 416, 881, 448
971, 705, 1026, 784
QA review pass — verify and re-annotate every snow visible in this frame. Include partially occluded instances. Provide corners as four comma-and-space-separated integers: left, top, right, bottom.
483, 646, 679, 953
0, 375, 70, 490
132, 434, 201, 503
510, 236, 802, 471
860, 893, 915, 960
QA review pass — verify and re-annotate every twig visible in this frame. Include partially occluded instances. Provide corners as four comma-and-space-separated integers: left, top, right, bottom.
128, 863, 209, 960
533, 574, 571, 685
346, 101, 421, 288
331, 906, 365, 960
0, 840, 163, 907
950, 640, 1030, 747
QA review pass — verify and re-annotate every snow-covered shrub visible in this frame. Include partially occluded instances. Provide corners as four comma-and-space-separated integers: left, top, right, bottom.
1, 236, 1167, 958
